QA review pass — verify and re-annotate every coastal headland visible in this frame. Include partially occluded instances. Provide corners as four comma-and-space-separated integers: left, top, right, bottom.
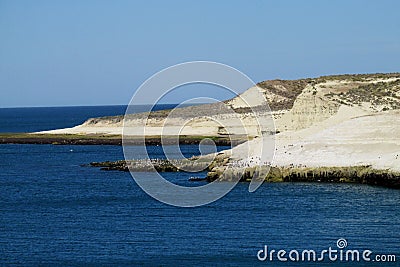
14, 73, 400, 188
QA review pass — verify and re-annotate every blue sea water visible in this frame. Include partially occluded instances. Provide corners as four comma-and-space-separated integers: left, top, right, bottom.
0, 106, 399, 266
0, 105, 178, 133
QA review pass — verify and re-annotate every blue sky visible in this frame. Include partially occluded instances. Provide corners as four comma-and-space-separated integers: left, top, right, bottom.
0, 0, 399, 107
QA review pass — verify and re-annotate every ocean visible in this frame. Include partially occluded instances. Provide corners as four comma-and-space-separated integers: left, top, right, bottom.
0, 106, 399, 265
0, 105, 177, 133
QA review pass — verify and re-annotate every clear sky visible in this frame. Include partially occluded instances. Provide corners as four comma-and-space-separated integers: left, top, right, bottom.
0, 0, 399, 107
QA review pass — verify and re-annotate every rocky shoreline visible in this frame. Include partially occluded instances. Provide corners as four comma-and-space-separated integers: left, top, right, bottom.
89, 158, 400, 189
0, 133, 243, 146
207, 165, 400, 189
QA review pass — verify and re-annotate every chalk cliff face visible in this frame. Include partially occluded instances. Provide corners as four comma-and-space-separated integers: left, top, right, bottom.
276, 84, 341, 131
262, 74, 400, 132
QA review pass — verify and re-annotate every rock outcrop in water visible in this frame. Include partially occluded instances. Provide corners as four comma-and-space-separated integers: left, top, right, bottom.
90, 158, 213, 172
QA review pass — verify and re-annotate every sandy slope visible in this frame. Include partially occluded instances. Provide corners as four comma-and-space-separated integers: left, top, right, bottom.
227, 110, 400, 172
